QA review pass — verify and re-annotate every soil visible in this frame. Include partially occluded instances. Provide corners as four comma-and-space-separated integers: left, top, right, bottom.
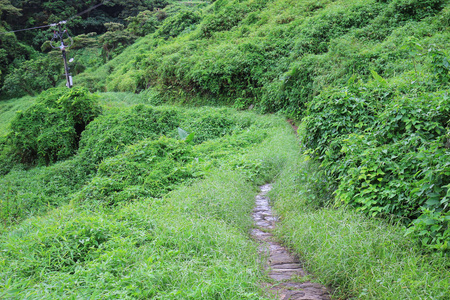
286, 119, 298, 135
251, 184, 331, 300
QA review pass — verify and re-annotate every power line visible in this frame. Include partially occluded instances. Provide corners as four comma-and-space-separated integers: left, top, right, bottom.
0, 24, 54, 34
0, 0, 111, 35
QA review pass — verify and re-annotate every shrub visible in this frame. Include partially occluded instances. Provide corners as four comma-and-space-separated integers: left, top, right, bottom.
179, 110, 241, 143
126, 10, 159, 37
8, 87, 101, 165
77, 105, 179, 165
302, 87, 378, 162
75, 136, 197, 205
2, 53, 63, 97
155, 9, 201, 39
201, 8, 245, 37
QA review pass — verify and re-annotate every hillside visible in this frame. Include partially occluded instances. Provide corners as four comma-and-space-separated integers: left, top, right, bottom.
77, 0, 449, 114
74, 0, 450, 251
0, 0, 449, 298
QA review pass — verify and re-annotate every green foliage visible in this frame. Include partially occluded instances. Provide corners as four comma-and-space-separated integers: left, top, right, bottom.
201, 2, 248, 37
0, 97, 272, 227
75, 136, 198, 206
71, 32, 99, 50
2, 52, 63, 97
387, 0, 446, 21
0, 198, 265, 299
156, 9, 202, 39
0, 0, 21, 19
77, 105, 179, 165
302, 79, 450, 251
179, 109, 245, 143
0, 0, 178, 98
429, 47, 450, 85
8, 87, 100, 165
0, 157, 92, 224
302, 88, 378, 160
270, 144, 450, 299
126, 10, 159, 37
100, 23, 137, 61
0, 33, 36, 95
1, 2, 450, 296
10, 213, 115, 276
0, 95, 298, 299
73, 0, 449, 123
0, 136, 14, 175
406, 208, 450, 252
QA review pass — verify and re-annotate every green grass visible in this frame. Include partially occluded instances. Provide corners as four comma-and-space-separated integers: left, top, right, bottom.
1, 170, 268, 299
0, 92, 295, 298
270, 132, 450, 299
0, 96, 35, 136
1, 91, 449, 298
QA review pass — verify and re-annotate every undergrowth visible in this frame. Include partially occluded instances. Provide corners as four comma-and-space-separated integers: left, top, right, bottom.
270, 131, 450, 299
68, 0, 450, 251
0, 91, 294, 298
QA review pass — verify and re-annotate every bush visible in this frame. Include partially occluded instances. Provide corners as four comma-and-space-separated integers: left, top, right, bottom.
2, 53, 63, 97
302, 80, 450, 251
77, 105, 179, 165
126, 10, 159, 37
156, 9, 201, 39
75, 136, 198, 205
8, 87, 101, 165
201, 4, 248, 37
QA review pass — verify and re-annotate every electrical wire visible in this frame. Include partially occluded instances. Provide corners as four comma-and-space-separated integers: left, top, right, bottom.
0, 24, 54, 34
0, 0, 111, 35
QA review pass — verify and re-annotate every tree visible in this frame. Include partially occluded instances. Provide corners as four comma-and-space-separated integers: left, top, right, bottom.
100, 22, 136, 61
0, 0, 21, 20
2, 52, 63, 96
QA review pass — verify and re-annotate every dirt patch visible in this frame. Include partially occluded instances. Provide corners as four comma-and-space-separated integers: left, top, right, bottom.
286, 119, 298, 135
251, 184, 330, 300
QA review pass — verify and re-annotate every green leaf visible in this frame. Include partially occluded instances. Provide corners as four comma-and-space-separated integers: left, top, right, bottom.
370, 70, 387, 87
185, 132, 195, 143
425, 199, 440, 207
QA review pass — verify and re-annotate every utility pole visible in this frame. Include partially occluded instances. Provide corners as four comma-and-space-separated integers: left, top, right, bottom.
51, 21, 73, 88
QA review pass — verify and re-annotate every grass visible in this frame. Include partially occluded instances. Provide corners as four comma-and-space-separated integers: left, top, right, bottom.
1, 188, 265, 299
0, 92, 294, 298
1, 91, 449, 298
0, 96, 35, 136
269, 131, 450, 299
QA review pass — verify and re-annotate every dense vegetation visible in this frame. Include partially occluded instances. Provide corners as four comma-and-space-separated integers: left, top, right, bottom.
73, 0, 450, 252
0, 0, 197, 96
0, 0, 449, 298
0, 88, 288, 298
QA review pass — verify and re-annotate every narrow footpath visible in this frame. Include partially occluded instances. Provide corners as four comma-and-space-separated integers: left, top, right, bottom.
251, 184, 331, 300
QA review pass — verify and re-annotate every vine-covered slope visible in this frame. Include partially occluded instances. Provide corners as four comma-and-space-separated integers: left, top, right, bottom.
74, 0, 450, 251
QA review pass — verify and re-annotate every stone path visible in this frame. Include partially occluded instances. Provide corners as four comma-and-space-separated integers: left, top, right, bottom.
251, 184, 331, 300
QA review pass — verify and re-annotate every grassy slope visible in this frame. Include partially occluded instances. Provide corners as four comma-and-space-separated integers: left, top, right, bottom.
0, 96, 34, 136
76, 0, 449, 114
0, 92, 292, 299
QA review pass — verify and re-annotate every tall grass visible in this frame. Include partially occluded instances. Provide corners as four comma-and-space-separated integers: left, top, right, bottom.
0, 93, 295, 298
270, 132, 450, 299
0, 96, 35, 136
